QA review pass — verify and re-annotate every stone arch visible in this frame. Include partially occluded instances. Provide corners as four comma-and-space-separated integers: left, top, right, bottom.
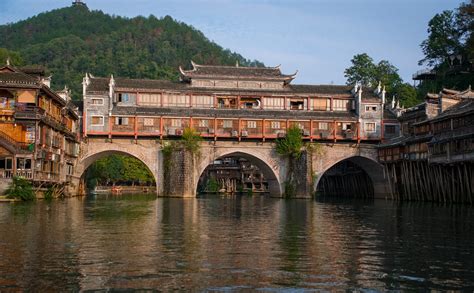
73, 138, 162, 195
195, 148, 283, 196
314, 155, 389, 199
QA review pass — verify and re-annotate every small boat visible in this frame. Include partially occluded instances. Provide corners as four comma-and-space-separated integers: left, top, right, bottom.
111, 186, 122, 194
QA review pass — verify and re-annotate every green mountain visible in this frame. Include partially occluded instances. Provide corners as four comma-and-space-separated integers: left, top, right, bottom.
0, 4, 262, 99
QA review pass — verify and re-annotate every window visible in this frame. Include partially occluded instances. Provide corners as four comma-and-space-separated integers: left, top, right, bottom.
115, 117, 129, 125
143, 118, 154, 126
67, 163, 74, 176
16, 158, 32, 170
312, 98, 329, 111
0, 157, 13, 170
271, 121, 281, 129
333, 99, 350, 111
217, 97, 237, 109
342, 123, 352, 131
240, 97, 261, 109
163, 93, 189, 107
192, 95, 213, 108
365, 105, 378, 112
289, 99, 305, 110
265, 97, 285, 110
91, 116, 104, 126
223, 120, 233, 128
91, 98, 103, 105
198, 119, 209, 128
117, 93, 136, 103
319, 122, 329, 130
385, 125, 396, 135
171, 119, 182, 127
365, 122, 376, 132
140, 94, 161, 106
247, 121, 257, 129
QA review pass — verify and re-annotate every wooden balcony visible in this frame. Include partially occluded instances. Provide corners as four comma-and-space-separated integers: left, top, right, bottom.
88, 116, 374, 142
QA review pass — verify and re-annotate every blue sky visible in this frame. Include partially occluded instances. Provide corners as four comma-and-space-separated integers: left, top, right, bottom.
0, 0, 463, 85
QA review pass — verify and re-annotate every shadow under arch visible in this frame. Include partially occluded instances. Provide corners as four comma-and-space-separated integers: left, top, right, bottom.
195, 151, 282, 196
79, 150, 158, 191
315, 155, 389, 198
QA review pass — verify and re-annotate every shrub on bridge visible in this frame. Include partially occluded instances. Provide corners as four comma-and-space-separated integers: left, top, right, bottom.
275, 125, 303, 159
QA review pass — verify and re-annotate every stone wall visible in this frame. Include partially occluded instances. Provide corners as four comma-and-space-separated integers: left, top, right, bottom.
163, 148, 196, 197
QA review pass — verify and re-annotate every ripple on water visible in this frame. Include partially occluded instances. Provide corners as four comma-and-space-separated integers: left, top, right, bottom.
0, 196, 473, 291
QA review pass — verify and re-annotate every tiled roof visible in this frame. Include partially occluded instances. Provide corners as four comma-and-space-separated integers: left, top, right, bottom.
180, 62, 296, 81
112, 106, 358, 120
430, 99, 474, 122
18, 66, 46, 77
88, 76, 381, 101
0, 71, 40, 88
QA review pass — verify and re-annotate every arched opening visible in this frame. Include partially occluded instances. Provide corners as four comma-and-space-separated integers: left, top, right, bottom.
80, 151, 157, 195
196, 151, 281, 196
316, 156, 387, 199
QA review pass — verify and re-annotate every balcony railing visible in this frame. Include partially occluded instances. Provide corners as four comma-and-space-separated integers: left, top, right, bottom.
14, 106, 45, 120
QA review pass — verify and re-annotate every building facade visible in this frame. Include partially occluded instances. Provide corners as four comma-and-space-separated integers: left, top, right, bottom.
83, 62, 396, 142
378, 87, 474, 202
0, 63, 80, 194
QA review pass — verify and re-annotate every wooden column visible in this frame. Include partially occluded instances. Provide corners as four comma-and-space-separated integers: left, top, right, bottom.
333, 120, 337, 143
159, 116, 163, 140
238, 118, 242, 142
134, 115, 138, 141
214, 117, 217, 141
310, 119, 313, 142
262, 119, 266, 142
108, 116, 113, 140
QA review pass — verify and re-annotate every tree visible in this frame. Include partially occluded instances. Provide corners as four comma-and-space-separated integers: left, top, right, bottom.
393, 83, 418, 108
344, 53, 377, 86
0, 48, 23, 66
374, 60, 403, 94
419, 10, 467, 66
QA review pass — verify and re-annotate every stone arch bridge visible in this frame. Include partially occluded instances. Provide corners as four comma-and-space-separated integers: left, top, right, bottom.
70, 137, 389, 198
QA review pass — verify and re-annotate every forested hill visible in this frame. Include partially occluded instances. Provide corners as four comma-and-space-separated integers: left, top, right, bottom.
0, 4, 262, 99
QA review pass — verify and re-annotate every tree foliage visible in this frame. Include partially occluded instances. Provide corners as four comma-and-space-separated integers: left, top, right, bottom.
419, 10, 467, 66
275, 125, 303, 159
181, 127, 203, 155
416, 1, 474, 98
6, 176, 35, 201
344, 53, 421, 107
0, 48, 23, 66
344, 53, 377, 86
86, 154, 155, 186
0, 5, 263, 99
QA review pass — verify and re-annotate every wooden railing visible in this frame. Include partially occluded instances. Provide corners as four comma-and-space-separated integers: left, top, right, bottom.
0, 170, 33, 179
88, 116, 384, 142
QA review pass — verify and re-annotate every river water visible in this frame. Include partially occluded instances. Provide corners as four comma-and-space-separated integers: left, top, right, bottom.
0, 194, 473, 291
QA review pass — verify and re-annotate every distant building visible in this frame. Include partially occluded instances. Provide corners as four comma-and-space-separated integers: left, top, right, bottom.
82, 61, 396, 142
0, 62, 80, 194
379, 87, 474, 163
72, 0, 87, 7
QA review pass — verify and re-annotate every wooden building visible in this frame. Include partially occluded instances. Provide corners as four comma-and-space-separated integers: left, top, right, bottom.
83, 62, 397, 142
0, 62, 80, 194
378, 87, 474, 202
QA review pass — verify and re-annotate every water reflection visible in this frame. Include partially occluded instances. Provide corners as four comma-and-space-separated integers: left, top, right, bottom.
0, 195, 473, 290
